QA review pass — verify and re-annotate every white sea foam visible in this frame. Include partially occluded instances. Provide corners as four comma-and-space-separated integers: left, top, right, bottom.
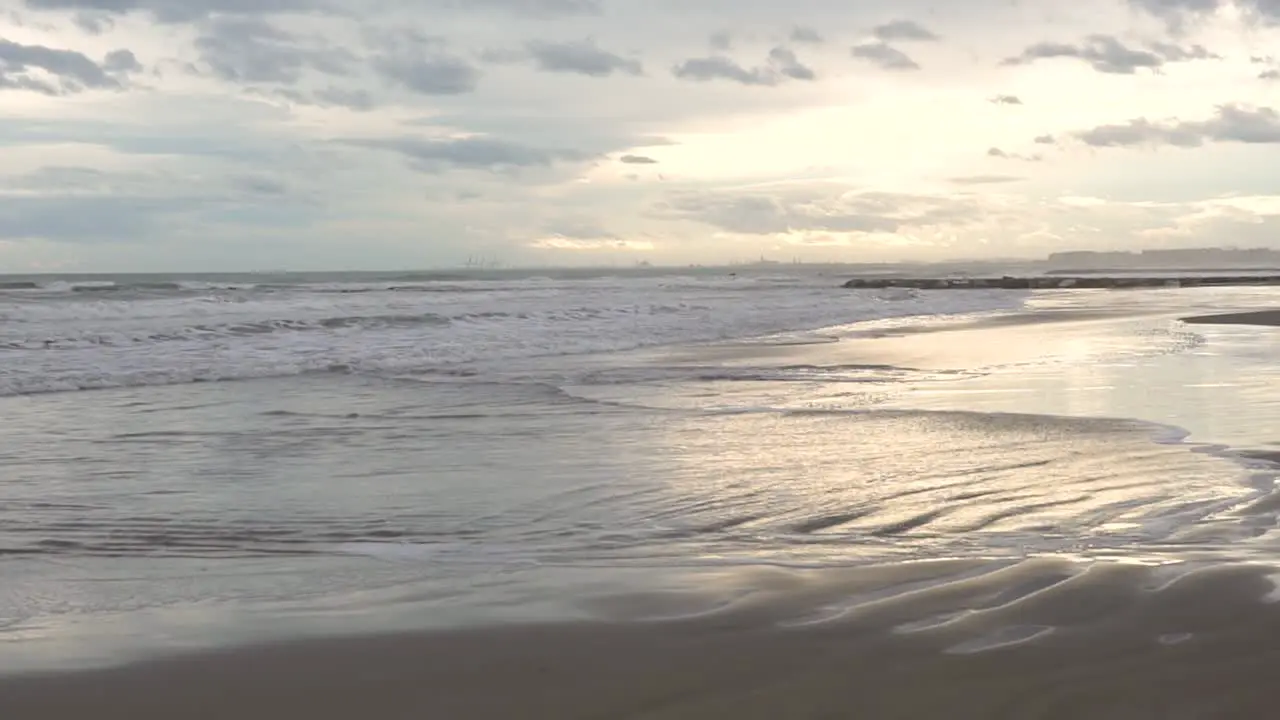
0, 273, 1026, 395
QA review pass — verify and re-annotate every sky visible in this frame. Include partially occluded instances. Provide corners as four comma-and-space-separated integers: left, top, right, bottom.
1, 0, 1279, 271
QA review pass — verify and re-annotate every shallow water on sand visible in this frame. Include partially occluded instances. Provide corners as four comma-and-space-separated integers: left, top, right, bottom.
2, 285, 1279, 671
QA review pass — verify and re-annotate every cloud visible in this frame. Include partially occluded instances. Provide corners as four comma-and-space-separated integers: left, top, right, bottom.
767, 46, 816, 80
344, 135, 588, 173
671, 47, 815, 86
370, 32, 481, 95
454, 0, 601, 18
1071, 104, 1280, 147
1126, 0, 1280, 29
530, 217, 653, 250
0, 38, 134, 95
672, 55, 775, 85
193, 17, 355, 85
530, 235, 653, 251
949, 174, 1025, 185
850, 42, 919, 71
73, 11, 114, 33
871, 20, 939, 42
1146, 41, 1219, 61
0, 166, 313, 244
1254, 55, 1280, 79
103, 49, 143, 73
1002, 35, 1218, 74
308, 86, 375, 109
989, 94, 1022, 105
21, 0, 328, 24
790, 26, 823, 44
20, 0, 602, 22
655, 187, 997, 237
0, 195, 158, 242
988, 147, 1042, 161
618, 154, 657, 164
1033, 134, 1056, 144
522, 39, 642, 77
709, 31, 732, 51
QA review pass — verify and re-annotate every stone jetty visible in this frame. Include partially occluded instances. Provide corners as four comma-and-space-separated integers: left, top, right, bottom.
842, 275, 1280, 290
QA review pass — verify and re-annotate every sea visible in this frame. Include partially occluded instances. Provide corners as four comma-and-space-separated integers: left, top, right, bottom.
2, 267, 1278, 671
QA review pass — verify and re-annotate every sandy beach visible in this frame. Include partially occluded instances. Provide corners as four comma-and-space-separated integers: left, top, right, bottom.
4, 561, 1280, 719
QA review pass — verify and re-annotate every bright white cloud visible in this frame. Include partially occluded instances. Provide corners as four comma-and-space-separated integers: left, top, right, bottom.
0, 0, 1279, 270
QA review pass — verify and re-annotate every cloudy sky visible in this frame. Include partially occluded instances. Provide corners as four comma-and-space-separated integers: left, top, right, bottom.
1, 0, 1278, 271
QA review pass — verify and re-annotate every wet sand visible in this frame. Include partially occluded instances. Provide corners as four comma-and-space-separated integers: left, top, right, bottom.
1182, 310, 1280, 327
6, 561, 1280, 719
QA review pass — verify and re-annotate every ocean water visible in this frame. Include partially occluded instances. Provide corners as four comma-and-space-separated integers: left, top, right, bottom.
2, 269, 1278, 670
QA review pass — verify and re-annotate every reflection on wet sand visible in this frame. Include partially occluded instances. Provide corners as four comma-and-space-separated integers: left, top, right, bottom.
6, 559, 1280, 719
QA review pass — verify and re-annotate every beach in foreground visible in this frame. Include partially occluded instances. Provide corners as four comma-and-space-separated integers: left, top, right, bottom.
3, 276, 1279, 718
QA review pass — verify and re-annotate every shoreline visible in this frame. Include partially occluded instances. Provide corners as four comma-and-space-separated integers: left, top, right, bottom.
5, 561, 1280, 719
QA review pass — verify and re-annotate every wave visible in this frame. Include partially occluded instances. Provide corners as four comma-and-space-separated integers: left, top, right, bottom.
0, 276, 1028, 396
0, 312, 454, 350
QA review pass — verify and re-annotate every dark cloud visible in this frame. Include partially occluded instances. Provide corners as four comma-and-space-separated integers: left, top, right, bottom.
619, 154, 657, 164
193, 17, 355, 85
373, 32, 483, 94
102, 49, 142, 73
850, 43, 919, 71
1072, 105, 1280, 147
988, 147, 1042, 161
22, 0, 599, 22
73, 11, 114, 33
1033, 134, 1056, 144
790, 26, 823, 44
949, 174, 1025, 185
989, 94, 1022, 105
767, 46, 815, 80
22, 0, 327, 24
1002, 35, 1218, 74
671, 46, 815, 85
671, 55, 776, 86
1255, 54, 1280, 80
344, 135, 588, 173
523, 39, 642, 77
0, 38, 132, 94
1147, 41, 1219, 61
871, 20, 939, 42
709, 31, 732, 51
